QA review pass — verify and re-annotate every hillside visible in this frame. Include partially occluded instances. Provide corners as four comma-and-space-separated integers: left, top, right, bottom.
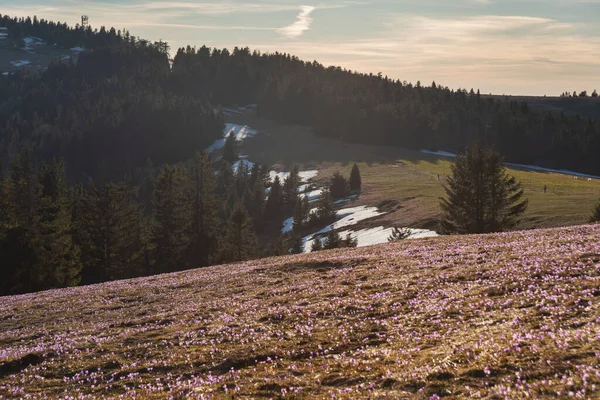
231, 110, 600, 232
1, 224, 599, 398
486, 95, 600, 122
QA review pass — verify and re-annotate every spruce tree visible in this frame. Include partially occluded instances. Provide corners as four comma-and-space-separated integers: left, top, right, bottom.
440, 143, 528, 234
292, 196, 303, 231
349, 163, 362, 192
388, 226, 411, 242
343, 233, 358, 248
223, 202, 257, 262
265, 175, 284, 223
222, 134, 238, 164
283, 167, 300, 213
310, 237, 323, 252
152, 165, 191, 273
289, 235, 303, 254
38, 159, 82, 287
330, 171, 348, 199
188, 152, 219, 267
316, 188, 336, 223
590, 199, 600, 223
323, 229, 341, 250
75, 181, 144, 282
4, 150, 43, 293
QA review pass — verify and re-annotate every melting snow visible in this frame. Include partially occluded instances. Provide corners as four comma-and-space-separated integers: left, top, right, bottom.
421, 149, 457, 158
301, 189, 323, 202
270, 170, 318, 183
206, 123, 258, 153
225, 123, 258, 141
337, 226, 438, 248
11, 60, 30, 67
282, 217, 294, 234
302, 205, 385, 251
232, 158, 255, 173
207, 139, 226, 153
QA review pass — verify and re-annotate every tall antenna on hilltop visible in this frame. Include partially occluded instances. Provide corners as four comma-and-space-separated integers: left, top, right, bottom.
81, 15, 89, 28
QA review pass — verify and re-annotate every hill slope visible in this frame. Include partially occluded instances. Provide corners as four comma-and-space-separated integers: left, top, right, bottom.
1, 225, 599, 398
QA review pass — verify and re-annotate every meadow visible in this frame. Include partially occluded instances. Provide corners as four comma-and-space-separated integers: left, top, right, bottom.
0, 224, 599, 398
235, 112, 600, 231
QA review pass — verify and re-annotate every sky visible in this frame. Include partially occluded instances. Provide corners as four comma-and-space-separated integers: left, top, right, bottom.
2, 0, 599, 95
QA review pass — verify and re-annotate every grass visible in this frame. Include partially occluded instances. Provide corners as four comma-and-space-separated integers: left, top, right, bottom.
231, 112, 600, 231
1, 224, 599, 398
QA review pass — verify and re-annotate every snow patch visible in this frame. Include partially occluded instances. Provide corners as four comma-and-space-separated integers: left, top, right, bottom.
206, 139, 226, 153
334, 194, 359, 205
420, 149, 600, 180
301, 189, 323, 202
232, 158, 255, 173
270, 170, 318, 183
338, 226, 438, 248
282, 217, 294, 234
225, 123, 258, 141
420, 149, 457, 158
302, 205, 385, 252
206, 123, 258, 153
2, 72, 9, 76
11, 60, 30, 67
71, 46, 85, 53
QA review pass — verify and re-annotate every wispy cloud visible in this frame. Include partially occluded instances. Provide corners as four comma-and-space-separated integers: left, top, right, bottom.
278, 6, 316, 38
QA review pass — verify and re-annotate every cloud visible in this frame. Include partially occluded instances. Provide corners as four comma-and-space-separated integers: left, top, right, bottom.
250, 13, 600, 95
278, 6, 316, 38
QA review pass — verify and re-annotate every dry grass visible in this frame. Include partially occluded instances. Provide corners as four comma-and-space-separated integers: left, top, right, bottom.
1, 224, 599, 398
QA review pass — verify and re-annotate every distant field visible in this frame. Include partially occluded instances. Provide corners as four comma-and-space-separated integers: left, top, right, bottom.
232, 112, 600, 231
1, 224, 598, 398
0, 36, 76, 74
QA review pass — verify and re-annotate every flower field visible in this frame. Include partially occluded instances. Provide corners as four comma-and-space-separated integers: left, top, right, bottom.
1, 224, 599, 399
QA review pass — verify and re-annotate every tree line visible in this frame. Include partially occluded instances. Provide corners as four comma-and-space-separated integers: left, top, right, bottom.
0, 147, 332, 295
172, 47, 600, 175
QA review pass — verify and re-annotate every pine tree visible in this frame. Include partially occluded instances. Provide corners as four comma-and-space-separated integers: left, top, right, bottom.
316, 188, 336, 223
248, 173, 266, 230
343, 233, 358, 248
289, 235, 303, 254
222, 133, 238, 164
323, 229, 341, 250
440, 143, 528, 234
265, 175, 284, 223
330, 171, 348, 199
292, 195, 305, 231
270, 234, 287, 256
388, 226, 411, 242
38, 159, 82, 287
152, 165, 191, 273
188, 152, 219, 267
75, 181, 144, 282
3, 150, 43, 293
590, 199, 600, 223
223, 202, 257, 262
310, 237, 323, 252
349, 163, 362, 192
283, 167, 300, 213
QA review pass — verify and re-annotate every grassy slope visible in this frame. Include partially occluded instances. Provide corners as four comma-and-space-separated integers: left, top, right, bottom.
233, 112, 600, 231
1, 224, 599, 398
